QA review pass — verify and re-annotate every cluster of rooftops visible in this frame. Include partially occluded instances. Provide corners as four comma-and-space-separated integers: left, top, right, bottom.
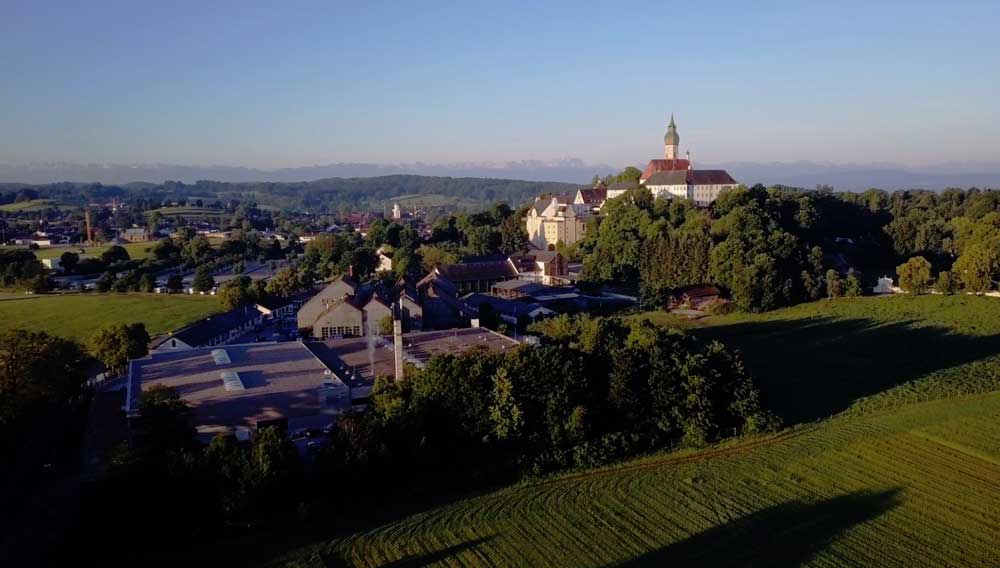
128, 328, 520, 440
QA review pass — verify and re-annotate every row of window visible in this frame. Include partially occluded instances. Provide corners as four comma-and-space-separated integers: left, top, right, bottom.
321, 326, 361, 339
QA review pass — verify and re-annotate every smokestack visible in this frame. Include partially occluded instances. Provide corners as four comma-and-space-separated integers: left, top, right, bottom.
393, 299, 404, 381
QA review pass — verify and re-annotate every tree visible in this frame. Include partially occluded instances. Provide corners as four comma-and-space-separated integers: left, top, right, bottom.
417, 245, 458, 273
59, 251, 79, 274
266, 267, 303, 297
192, 265, 215, 293
100, 245, 130, 265
250, 426, 299, 489
825, 269, 842, 298
0, 330, 87, 429
896, 256, 932, 294
499, 213, 529, 254
91, 323, 150, 376
616, 166, 642, 184
935, 270, 959, 295
219, 276, 253, 310
844, 272, 863, 297
378, 314, 394, 336
139, 272, 156, 293
166, 272, 184, 293
96, 271, 116, 293
135, 384, 195, 453
952, 244, 997, 294
489, 369, 523, 441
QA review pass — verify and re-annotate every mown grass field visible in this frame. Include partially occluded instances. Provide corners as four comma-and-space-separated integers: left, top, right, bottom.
252, 294, 1000, 567
393, 193, 482, 209
637, 295, 1000, 424
149, 206, 225, 218
2, 242, 157, 261
0, 293, 221, 344
0, 199, 57, 212
272, 392, 1000, 567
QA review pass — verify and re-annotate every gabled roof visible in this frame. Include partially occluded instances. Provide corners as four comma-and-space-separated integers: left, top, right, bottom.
608, 180, 640, 191
644, 170, 690, 186
576, 188, 607, 204
435, 259, 518, 283
689, 170, 738, 185
170, 307, 260, 347
418, 271, 457, 297
641, 158, 690, 181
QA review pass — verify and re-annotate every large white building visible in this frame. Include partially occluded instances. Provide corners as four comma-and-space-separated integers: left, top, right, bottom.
524, 115, 739, 250
524, 194, 593, 250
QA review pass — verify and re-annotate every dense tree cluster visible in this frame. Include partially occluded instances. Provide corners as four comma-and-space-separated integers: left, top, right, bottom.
0, 248, 47, 291
581, 182, 1000, 312
342, 315, 777, 477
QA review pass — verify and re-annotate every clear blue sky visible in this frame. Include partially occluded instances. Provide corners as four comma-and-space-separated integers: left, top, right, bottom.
2, 0, 998, 168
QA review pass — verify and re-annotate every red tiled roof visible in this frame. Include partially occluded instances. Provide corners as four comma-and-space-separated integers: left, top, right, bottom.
641, 159, 690, 180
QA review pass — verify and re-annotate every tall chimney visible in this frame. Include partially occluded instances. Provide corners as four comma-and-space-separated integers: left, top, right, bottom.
393, 299, 404, 381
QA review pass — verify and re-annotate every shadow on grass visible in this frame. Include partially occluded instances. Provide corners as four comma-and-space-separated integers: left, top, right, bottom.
616, 489, 901, 567
690, 316, 1000, 423
319, 535, 496, 568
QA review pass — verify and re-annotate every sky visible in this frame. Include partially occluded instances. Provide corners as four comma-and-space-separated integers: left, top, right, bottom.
2, 0, 999, 169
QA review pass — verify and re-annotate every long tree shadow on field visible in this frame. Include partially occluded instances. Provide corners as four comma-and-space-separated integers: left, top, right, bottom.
688, 316, 1000, 423
319, 535, 496, 568
615, 489, 901, 568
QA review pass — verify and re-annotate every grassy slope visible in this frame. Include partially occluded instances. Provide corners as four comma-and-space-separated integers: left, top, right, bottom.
0, 293, 221, 344
0, 199, 57, 212
637, 295, 1000, 423
275, 393, 1000, 567
393, 193, 481, 209
263, 295, 1000, 567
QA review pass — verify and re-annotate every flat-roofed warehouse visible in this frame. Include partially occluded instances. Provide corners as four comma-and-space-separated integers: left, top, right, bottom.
306, 328, 520, 404
126, 342, 349, 440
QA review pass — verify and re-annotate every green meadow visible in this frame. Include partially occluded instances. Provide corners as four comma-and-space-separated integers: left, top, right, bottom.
0, 293, 221, 344
257, 295, 1000, 567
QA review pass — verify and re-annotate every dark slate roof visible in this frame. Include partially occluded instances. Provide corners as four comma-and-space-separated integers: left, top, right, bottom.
417, 272, 457, 297
576, 188, 607, 204
644, 170, 689, 186
608, 180, 640, 191
171, 307, 260, 347
689, 170, 738, 185
460, 293, 544, 319
436, 259, 517, 283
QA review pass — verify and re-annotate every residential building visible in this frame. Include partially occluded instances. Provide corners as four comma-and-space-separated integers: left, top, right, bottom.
433, 255, 518, 294
150, 306, 264, 352
376, 245, 393, 273
296, 275, 358, 331
120, 227, 152, 242
507, 250, 568, 285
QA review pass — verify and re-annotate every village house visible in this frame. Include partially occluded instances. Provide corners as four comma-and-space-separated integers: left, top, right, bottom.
120, 227, 152, 242
150, 306, 264, 352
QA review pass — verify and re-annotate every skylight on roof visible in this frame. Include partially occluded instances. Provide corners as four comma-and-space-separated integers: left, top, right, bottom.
221, 371, 245, 391
211, 349, 232, 365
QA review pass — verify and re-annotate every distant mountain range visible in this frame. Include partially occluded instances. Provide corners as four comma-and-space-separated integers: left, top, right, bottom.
2, 159, 1000, 191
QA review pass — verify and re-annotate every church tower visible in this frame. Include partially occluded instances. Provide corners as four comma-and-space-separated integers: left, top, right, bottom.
664, 115, 680, 160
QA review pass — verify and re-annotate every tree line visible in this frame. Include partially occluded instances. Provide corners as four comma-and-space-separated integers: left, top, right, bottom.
579, 183, 1000, 312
